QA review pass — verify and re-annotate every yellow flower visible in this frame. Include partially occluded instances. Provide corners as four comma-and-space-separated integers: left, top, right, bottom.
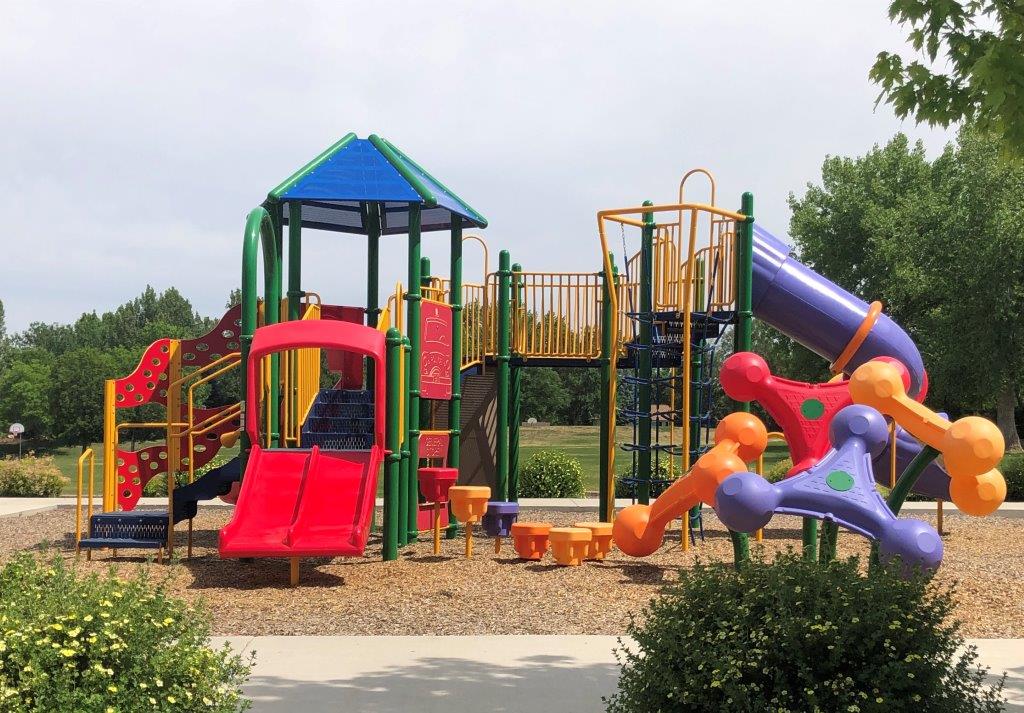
167, 696, 176, 703
59, 648, 76, 658
107, 685, 118, 693
83, 615, 93, 622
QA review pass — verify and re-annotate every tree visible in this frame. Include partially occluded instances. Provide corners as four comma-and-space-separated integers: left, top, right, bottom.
50, 347, 124, 450
520, 368, 569, 423
871, 1, 1024, 155
0, 349, 54, 439
789, 129, 1024, 449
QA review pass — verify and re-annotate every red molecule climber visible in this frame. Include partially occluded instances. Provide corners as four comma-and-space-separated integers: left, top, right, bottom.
719, 352, 911, 476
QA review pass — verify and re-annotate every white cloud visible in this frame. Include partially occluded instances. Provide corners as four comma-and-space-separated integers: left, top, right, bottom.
0, 1, 954, 332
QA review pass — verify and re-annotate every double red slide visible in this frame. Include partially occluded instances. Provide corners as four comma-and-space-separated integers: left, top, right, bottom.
219, 444, 381, 558
218, 318, 387, 560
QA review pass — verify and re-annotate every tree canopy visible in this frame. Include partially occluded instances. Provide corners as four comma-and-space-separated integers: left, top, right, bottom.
871, 1, 1024, 155
788, 127, 1024, 448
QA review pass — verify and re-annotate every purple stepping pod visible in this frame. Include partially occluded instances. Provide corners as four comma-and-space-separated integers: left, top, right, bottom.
482, 501, 519, 537
715, 404, 944, 573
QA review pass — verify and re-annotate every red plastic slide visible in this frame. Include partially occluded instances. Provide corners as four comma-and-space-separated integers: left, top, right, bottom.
218, 444, 381, 558
218, 318, 386, 559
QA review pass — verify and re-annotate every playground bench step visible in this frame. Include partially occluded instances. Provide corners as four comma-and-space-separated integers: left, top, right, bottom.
78, 536, 166, 550
87, 512, 170, 544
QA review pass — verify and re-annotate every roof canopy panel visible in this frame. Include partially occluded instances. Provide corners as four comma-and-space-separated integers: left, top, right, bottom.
269, 134, 487, 235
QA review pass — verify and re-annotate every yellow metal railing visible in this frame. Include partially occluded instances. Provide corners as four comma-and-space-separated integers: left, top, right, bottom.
509, 270, 603, 360
280, 302, 322, 446
75, 448, 96, 555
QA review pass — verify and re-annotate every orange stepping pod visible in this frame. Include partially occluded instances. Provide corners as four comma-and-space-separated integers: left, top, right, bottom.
548, 527, 593, 566
448, 486, 491, 558
613, 412, 768, 557
849, 361, 1007, 516
510, 522, 551, 560
575, 522, 614, 560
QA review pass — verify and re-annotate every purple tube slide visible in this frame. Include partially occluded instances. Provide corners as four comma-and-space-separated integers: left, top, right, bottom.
751, 225, 926, 398
751, 224, 950, 499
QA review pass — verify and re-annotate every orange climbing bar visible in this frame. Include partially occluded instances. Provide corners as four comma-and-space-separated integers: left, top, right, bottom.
612, 412, 768, 557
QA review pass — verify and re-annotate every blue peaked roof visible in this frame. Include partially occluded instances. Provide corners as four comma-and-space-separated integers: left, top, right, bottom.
267, 134, 487, 235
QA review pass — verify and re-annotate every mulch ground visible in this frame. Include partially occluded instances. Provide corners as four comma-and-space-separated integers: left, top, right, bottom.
2, 506, 1021, 637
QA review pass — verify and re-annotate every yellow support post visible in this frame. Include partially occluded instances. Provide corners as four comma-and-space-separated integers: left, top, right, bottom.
102, 379, 117, 512
164, 340, 181, 557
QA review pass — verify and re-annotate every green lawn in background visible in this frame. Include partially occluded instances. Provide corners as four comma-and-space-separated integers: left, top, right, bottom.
46, 428, 793, 498
48, 442, 240, 496
519, 425, 792, 493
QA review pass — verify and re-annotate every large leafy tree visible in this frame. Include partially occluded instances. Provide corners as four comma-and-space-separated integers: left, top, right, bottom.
871, 1, 1024, 155
0, 349, 55, 439
789, 129, 1024, 449
49, 347, 130, 450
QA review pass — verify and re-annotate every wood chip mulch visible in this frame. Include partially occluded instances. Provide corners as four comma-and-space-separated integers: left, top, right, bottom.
1, 506, 1021, 637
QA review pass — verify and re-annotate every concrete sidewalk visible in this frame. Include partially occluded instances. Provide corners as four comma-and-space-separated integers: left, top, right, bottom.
211, 636, 1023, 713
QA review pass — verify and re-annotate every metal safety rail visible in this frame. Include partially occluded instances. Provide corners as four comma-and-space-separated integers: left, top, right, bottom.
509, 270, 603, 361
280, 301, 323, 446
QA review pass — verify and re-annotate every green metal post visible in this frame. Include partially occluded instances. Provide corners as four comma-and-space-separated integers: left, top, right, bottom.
887, 446, 941, 516
508, 262, 523, 502
599, 255, 617, 522
399, 337, 412, 547
731, 192, 755, 566
495, 250, 512, 502
241, 206, 281, 468
405, 205, 423, 542
408, 256, 433, 542
286, 203, 302, 438
383, 328, 403, 561
287, 203, 303, 321
637, 201, 655, 505
446, 220, 464, 537
269, 203, 284, 447
366, 202, 382, 393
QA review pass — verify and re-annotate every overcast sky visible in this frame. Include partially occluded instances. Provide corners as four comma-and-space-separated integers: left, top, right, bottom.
0, 2, 955, 333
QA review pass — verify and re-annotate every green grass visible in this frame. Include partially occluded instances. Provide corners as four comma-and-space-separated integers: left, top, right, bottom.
47, 442, 240, 497
46, 427, 795, 499
519, 425, 792, 493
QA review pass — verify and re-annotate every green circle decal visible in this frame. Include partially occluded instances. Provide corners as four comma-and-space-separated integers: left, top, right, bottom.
800, 398, 825, 420
826, 470, 855, 492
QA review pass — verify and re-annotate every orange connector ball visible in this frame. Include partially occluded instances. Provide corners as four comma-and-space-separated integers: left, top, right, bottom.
575, 522, 614, 560
548, 527, 592, 566
511, 522, 551, 560
849, 361, 1007, 516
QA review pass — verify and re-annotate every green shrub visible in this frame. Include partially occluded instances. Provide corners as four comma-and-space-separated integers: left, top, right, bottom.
519, 451, 585, 498
605, 551, 1005, 713
614, 459, 679, 498
1001, 451, 1024, 501
763, 456, 793, 484
143, 450, 236, 497
0, 454, 67, 497
0, 553, 252, 712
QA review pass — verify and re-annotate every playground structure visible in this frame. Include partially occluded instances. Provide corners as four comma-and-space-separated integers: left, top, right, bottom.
73, 132, 1008, 579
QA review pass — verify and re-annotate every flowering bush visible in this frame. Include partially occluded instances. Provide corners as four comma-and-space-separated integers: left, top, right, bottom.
606, 551, 1005, 712
0, 454, 66, 497
0, 553, 252, 712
